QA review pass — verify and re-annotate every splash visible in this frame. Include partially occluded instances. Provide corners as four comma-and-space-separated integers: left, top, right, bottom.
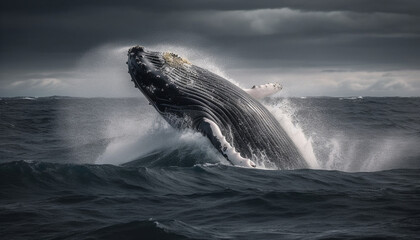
96, 112, 226, 166
77, 43, 319, 169
60, 43, 417, 171
93, 98, 321, 170
264, 99, 320, 169
317, 132, 420, 172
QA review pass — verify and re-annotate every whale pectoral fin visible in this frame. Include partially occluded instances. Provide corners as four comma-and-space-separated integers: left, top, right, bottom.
197, 118, 256, 168
244, 82, 283, 99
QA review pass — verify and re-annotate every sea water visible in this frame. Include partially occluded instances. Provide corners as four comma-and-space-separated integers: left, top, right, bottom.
1, 96, 419, 239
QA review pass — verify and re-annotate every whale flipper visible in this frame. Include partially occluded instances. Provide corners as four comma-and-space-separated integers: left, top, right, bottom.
244, 83, 283, 99
198, 118, 256, 168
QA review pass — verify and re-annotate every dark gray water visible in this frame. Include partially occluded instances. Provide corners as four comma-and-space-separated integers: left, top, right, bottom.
1, 97, 419, 239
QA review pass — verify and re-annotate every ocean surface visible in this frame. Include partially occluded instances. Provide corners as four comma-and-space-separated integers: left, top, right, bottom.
1, 96, 419, 239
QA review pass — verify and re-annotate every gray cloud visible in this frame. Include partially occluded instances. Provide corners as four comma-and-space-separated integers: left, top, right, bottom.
1, 1, 420, 97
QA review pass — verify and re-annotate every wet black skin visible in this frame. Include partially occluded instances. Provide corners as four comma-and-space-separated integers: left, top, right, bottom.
127, 45, 308, 169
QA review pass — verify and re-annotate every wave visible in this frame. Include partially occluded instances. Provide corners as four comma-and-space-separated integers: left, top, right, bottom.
79, 220, 191, 240
1, 160, 419, 239
2, 160, 418, 193
339, 96, 363, 100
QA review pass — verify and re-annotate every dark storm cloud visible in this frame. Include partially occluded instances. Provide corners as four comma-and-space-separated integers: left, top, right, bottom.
2, 0, 420, 14
1, 0, 420, 96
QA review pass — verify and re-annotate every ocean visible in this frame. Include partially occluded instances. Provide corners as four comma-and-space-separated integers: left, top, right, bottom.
1, 96, 419, 239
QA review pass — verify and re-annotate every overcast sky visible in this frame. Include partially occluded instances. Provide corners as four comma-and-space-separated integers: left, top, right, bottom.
1, 0, 420, 97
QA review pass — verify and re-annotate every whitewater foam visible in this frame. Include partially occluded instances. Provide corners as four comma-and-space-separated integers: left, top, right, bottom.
96, 114, 226, 166
93, 98, 321, 170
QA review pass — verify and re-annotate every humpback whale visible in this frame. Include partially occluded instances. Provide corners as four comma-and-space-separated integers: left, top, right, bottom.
127, 45, 308, 169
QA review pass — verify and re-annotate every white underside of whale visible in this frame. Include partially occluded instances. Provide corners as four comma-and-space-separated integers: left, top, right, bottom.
203, 118, 256, 168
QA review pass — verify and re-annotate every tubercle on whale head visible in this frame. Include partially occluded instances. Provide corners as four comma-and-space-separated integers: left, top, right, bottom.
162, 52, 191, 67
127, 45, 144, 56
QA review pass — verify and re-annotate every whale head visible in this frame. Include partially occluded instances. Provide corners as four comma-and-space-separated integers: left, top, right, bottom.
127, 46, 193, 115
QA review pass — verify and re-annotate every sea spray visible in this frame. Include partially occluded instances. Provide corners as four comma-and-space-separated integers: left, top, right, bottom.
96, 113, 226, 166
94, 97, 322, 170
264, 98, 320, 169
2, 97, 419, 171
50, 44, 420, 171
278, 97, 420, 172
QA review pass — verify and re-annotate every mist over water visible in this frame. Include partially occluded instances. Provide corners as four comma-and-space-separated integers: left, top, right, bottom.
44, 44, 419, 172
70, 44, 240, 98
92, 99, 320, 170
72, 45, 319, 169
78, 97, 418, 172
96, 115, 226, 167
